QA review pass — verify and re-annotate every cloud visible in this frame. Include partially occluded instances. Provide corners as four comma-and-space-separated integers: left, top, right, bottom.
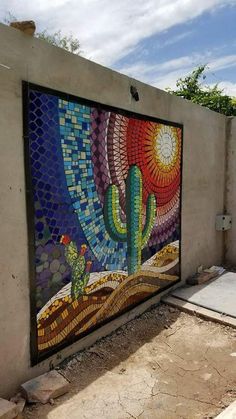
0, 0, 234, 65
215, 81, 236, 96
117, 53, 206, 84
117, 53, 236, 92
159, 30, 194, 48
1, 0, 235, 94
118, 54, 236, 79
208, 55, 236, 72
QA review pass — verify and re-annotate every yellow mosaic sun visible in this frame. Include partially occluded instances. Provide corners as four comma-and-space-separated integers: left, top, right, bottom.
155, 125, 179, 173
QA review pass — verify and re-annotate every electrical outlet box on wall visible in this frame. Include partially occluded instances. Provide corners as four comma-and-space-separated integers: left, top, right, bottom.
215, 214, 232, 231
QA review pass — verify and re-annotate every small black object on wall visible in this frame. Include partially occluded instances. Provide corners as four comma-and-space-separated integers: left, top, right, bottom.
130, 85, 139, 101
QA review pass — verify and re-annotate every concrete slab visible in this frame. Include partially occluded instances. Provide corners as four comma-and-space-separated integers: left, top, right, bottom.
162, 296, 236, 328
172, 271, 236, 318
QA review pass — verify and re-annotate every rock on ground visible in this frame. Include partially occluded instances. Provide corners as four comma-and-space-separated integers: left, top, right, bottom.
21, 371, 70, 405
0, 398, 19, 419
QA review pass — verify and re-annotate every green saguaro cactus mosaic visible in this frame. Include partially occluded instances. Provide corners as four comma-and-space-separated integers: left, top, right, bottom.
104, 165, 157, 275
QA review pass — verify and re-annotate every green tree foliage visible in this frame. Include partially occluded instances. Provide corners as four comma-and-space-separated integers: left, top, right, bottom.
36, 30, 80, 54
167, 65, 236, 116
3, 12, 80, 55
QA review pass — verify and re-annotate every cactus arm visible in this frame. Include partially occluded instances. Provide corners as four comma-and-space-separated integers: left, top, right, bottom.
104, 184, 127, 242
141, 194, 157, 249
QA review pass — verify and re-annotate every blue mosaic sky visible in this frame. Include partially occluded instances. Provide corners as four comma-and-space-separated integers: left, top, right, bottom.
0, 1, 235, 95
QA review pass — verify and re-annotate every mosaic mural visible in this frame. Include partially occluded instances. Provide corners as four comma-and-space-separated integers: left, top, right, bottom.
23, 83, 182, 362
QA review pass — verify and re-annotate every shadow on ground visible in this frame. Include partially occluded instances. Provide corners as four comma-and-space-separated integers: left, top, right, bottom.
24, 303, 236, 419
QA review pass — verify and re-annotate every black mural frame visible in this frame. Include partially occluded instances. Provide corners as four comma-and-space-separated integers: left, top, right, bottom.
22, 81, 184, 365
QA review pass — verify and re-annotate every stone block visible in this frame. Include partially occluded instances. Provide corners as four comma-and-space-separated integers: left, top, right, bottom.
20, 370, 70, 404
0, 398, 18, 419
9, 394, 25, 414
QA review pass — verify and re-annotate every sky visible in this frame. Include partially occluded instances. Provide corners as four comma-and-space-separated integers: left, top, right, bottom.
0, 0, 236, 95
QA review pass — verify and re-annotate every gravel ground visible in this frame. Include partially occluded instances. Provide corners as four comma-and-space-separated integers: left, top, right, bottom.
24, 303, 236, 419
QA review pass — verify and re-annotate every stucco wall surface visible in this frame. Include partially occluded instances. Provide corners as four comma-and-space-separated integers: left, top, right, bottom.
226, 117, 236, 263
0, 23, 227, 397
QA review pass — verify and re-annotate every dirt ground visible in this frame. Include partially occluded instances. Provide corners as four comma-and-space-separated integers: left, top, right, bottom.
24, 304, 236, 419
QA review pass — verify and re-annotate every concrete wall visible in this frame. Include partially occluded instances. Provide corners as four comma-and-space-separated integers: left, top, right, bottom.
0, 23, 227, 397
226, 117, 236, 263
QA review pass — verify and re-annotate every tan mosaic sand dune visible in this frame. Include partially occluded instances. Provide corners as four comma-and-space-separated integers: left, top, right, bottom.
37, 241, 178, 321
37, 270, 178, 352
